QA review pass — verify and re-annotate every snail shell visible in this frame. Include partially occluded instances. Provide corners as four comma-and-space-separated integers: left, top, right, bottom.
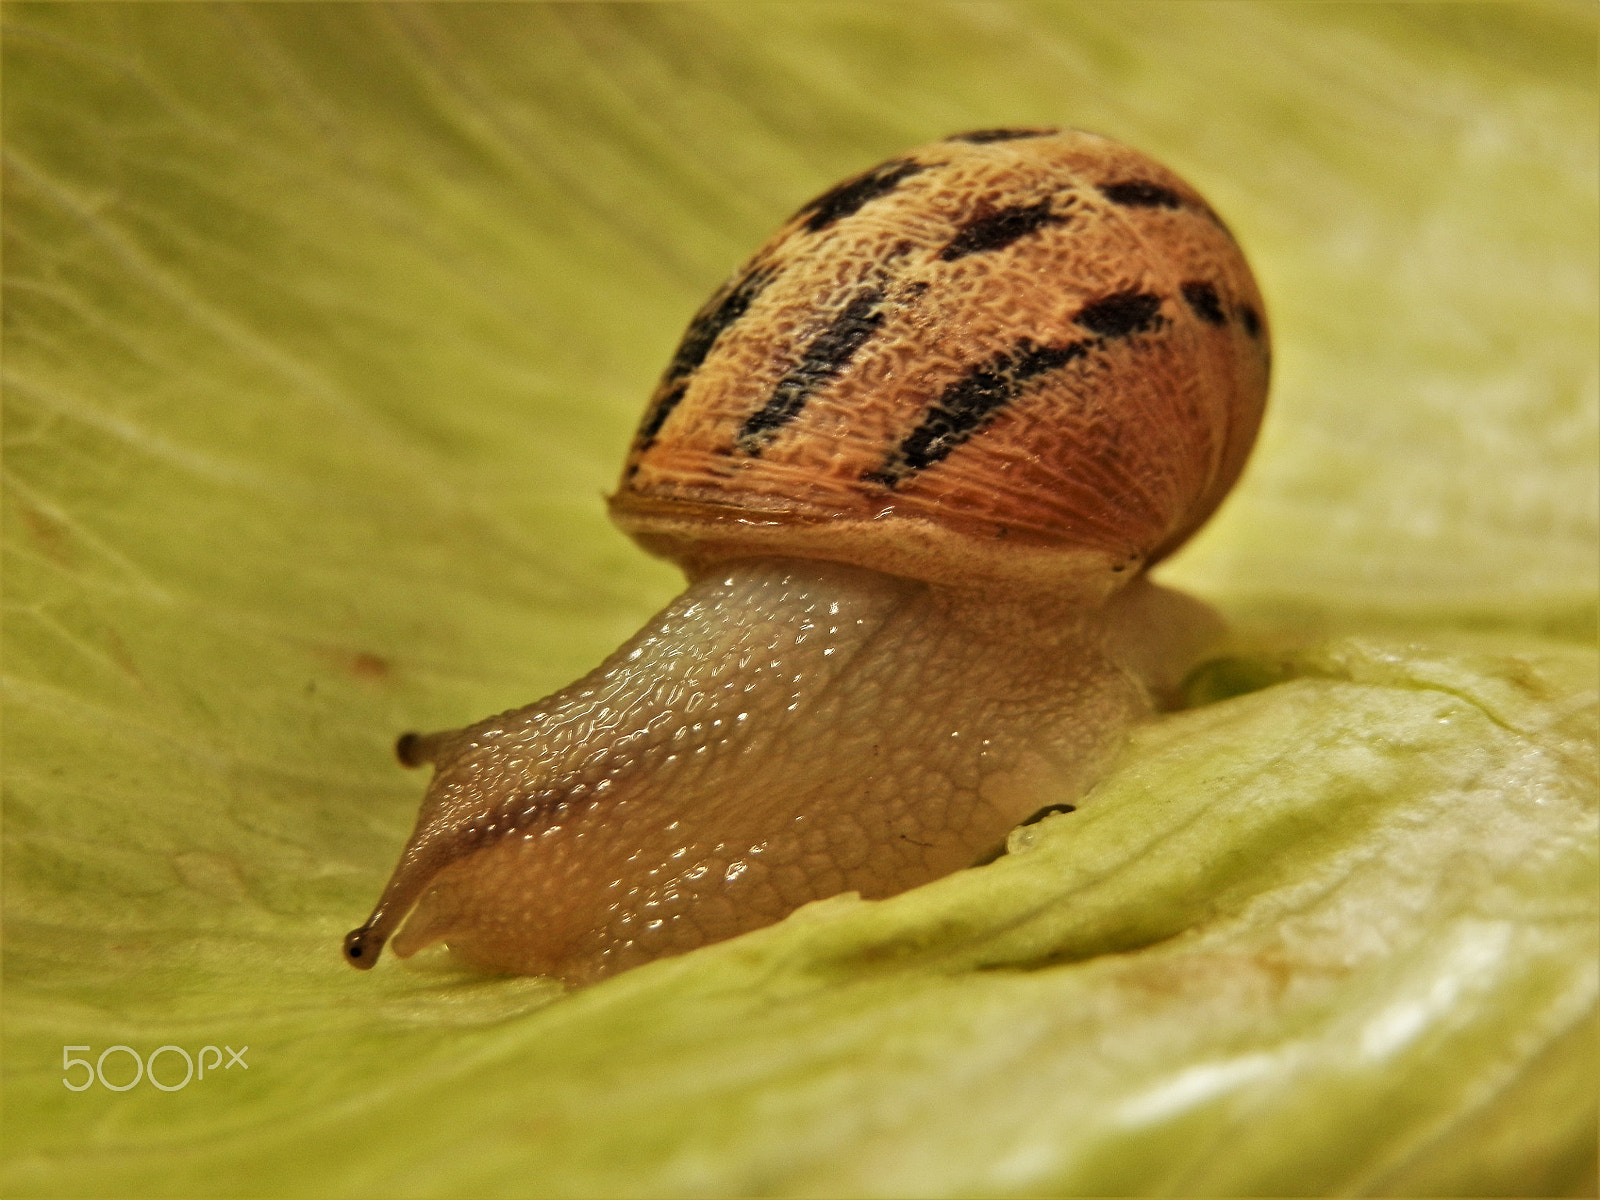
615, 125, 1268, 599
344, 128, 1269, 986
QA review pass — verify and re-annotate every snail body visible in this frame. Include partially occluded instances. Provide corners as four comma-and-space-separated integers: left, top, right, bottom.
345, 128, 1269, 986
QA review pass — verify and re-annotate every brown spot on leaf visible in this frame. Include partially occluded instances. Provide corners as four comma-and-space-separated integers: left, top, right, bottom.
17, 502, 74, 567
348, 652, 391, 680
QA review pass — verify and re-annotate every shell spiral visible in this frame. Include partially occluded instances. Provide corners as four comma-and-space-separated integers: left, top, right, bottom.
611, 127, 1269, 596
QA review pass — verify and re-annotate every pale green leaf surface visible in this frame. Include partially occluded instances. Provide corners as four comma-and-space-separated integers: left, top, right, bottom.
3, 4, 1596, 1197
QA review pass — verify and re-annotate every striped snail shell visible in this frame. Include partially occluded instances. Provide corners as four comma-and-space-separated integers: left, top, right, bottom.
345, 127, 1270, 986
614, 125, 1268, 599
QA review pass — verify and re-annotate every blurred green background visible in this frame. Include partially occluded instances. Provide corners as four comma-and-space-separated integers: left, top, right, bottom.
3, 4, 1595, 1196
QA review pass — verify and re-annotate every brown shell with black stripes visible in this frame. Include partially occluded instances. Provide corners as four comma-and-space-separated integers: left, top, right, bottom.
611, 127, 1269, 599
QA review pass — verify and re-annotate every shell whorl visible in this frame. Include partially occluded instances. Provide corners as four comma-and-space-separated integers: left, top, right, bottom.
610, 128, 1269, 596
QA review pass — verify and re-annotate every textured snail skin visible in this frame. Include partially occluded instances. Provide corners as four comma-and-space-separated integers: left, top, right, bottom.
344, 127, 1269, 985
346, 560, 1218, 984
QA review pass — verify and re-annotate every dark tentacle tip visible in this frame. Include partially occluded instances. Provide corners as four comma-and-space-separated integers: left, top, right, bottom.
343, 927, 384, 970
395, 732, 427, 768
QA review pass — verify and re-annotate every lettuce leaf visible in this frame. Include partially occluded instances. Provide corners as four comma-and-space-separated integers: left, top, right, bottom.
4, 4, 1595, 1196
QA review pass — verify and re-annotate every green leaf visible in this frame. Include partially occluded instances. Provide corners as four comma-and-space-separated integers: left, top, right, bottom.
4, 4, 1595, 1197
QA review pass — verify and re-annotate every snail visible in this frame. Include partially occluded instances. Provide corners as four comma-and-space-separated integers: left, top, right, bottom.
344, 127, 1270, 986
